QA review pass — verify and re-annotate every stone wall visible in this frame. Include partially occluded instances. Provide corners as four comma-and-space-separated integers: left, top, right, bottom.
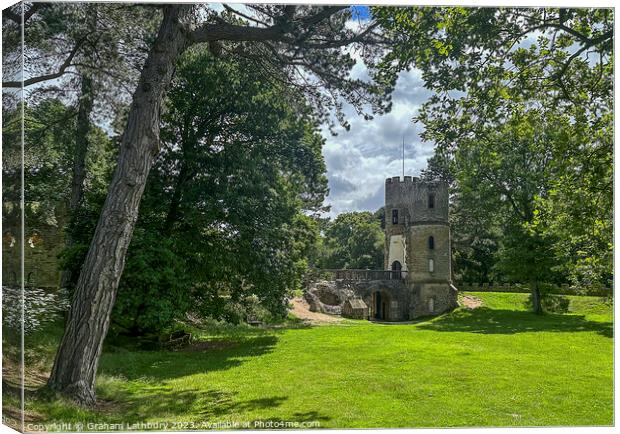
385, 177, 449, 224
384, 177, 450, 271
406, 224, 451, 284
306, 279, 411, 321
409, 282, 458, 317
352, 279, 411, 321
2, 202, 67, 289
305, 278, 458, 321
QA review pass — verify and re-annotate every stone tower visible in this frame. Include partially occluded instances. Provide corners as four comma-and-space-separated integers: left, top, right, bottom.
384, 176, 457, 317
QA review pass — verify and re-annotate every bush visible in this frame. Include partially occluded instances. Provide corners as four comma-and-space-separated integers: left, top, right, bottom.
111, 229, 192, 335
2, 286, 70, 334
525, 290, 570, 314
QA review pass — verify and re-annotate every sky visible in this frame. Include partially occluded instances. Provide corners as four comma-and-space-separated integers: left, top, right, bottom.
321, 6, 433, 217
13, 3, 436, 219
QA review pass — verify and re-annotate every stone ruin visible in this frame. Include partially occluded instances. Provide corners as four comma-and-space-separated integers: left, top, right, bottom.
305, 277, 457, 322
304, 280, 355, 315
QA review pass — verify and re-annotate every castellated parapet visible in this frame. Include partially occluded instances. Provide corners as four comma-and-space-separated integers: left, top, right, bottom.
385, 176, 449, 225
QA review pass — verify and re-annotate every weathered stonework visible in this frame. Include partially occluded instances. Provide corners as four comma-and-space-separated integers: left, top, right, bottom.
2, 202, 68, 289
306, 177, 458, 322
350, 279, 411, 321
305, 279, 410, 321
342, 298, 369, 320
304, 280, 355, 315
383, 176, 458, 318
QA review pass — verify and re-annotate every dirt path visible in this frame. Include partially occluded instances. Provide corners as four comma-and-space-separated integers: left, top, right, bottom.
460, 294, 483, 309
290, 297, 343, 324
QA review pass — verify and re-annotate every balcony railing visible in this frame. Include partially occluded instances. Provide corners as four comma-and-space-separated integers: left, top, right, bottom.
307, 268, 407, 282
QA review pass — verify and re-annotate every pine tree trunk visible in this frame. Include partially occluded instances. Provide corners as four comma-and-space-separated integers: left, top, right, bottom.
47, 5, 192, 405
60, 73, 94, 288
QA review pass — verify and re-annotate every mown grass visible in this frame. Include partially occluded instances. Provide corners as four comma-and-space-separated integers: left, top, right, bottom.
4, 292, 613, 429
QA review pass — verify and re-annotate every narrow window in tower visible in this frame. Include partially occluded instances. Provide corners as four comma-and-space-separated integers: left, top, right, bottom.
428, 193, 435, 209
392, 209, 398, 224
428, 258, 434, 273
428, 236, 434, 250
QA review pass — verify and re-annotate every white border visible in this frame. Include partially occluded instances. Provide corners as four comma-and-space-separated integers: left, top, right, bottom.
0, 1, 616, 434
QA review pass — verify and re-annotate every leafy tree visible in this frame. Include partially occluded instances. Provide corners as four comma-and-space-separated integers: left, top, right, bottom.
374, 7, 613, 309
529, 111, 613, 289
317, 211, 384, 270
495, 224, 561, 314
45, 4, 394, 405
2, 99, 112, 235
147, 47, 327, 324
3, 3, 160, 287
61, 47, 328, 334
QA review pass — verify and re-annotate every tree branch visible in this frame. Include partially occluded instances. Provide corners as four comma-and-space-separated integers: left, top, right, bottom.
191, 21, 285, 43
222, 4, 269, 27
2, 37, 87, 88
191, 6, 348, 46
3, 3, 48, 25
297, 6, 347, 28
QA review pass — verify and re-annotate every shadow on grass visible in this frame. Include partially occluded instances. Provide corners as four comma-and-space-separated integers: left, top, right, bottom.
198, 391, 288, 417
417, 308, 612, 338
97, 386, 331, 427
99, 335, 279, 381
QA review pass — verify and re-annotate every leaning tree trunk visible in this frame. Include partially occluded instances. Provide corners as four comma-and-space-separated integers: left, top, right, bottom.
60, 73, 94, 288
48, 5, 192, 405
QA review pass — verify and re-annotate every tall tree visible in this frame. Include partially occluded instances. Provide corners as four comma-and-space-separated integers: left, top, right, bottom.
374, 7, 613, 307
110, 46, 327, 333
46, 5, 392, 405
3, 3, 160, 287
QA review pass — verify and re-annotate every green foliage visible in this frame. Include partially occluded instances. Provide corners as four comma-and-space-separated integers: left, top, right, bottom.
79, 47, 330, 333
539, 294, 570, 314
376, 7, 613, 293
3, 100, 75, 226
112, 229, 193, 335
2, 98, 113, 233
316, 211, 384, 269
495, 226, 559, 283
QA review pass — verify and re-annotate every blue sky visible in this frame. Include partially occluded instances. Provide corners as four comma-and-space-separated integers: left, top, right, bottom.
350, 5, 371, 20
321, 8, 433, 217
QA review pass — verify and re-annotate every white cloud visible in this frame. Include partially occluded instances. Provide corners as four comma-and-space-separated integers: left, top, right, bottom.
321, 67, 434, 217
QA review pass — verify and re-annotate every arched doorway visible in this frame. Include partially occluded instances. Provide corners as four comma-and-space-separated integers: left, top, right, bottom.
373, 291, 391, 320
391, 260, 402, 279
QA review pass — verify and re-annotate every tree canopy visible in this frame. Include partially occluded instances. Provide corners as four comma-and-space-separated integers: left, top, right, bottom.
376, 7, 613, 298
316, 211, 384, 270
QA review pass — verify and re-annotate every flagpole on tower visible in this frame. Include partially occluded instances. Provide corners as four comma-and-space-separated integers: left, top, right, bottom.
402, 136, 405, 178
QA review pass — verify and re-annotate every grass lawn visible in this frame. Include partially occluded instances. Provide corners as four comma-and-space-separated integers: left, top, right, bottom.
3, 292, 613, 429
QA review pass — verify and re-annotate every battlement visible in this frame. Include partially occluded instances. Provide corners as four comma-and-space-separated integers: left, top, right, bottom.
385, 177, 447, 192
385, 175, 449, 222
385, 176, 420, 184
